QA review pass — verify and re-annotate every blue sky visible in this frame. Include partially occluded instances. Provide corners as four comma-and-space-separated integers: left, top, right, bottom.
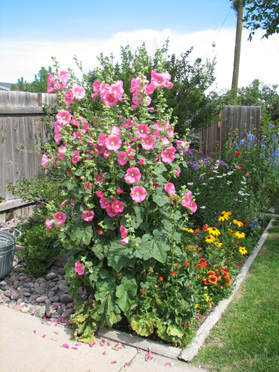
1, 0, 279, 91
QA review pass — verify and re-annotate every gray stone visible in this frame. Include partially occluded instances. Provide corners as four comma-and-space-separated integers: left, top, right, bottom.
45, 272, 58, 281
48, 290, 55, 298
8, 300, 17, 308
45, 304, 55, 318
36, 295, 48, 303
62, 308, 74, 318
4, 290, 11, 298
33, 305, 46, 318
58, 267, 65, 275
48, 296, 59, 303
0, 280, 7, 287
59, 294, 72, 303
50, 312, 61, 319
22, 292, 31, 297
21, 306, 31, 313
34, 286, 45, 295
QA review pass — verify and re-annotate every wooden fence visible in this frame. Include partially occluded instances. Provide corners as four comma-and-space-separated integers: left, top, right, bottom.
0, 91, 56, 221
200, 105, 261, 154
0, 92, 262, 221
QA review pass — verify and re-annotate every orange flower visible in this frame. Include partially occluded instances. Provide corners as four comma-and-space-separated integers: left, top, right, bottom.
185, 260, 189, 266
171, 271, 176, 275
141, 289, 145, 295
196, 264, 202, 269
158, 276, 163, 282
225, 276, 231, 283
200, 258, 207, 268
208, 275, 218, 284
195, 228, 200, 234
236, 151, 241, 156
203, 224, 209, 231
204, 279, 210, 285
207, 270, 215, 275
199, 276, 204, 280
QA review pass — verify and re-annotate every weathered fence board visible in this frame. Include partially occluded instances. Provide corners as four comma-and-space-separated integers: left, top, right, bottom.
200, 105, 261, 154
0, 91, 57, 204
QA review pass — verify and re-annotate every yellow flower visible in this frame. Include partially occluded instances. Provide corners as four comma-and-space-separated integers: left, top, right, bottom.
215, 239, 223, 247
235, 231, 246, 239
183, 227, 194, 233
228, 228, 234, 235
205, 235, 215, 244
233, 219, 243, 228
239, 246, 248, 255
204, 294, 211, 303
207, 227, 221, 237
218, 211, 231, 222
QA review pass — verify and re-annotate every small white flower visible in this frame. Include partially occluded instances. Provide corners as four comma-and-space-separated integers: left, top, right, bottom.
200, 206, 206, 209
187, 182, 194, 186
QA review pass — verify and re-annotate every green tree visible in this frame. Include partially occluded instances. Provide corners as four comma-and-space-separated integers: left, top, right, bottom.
11, 66, 53, 92
231, 0, 279, 40
85, 42, 222, 135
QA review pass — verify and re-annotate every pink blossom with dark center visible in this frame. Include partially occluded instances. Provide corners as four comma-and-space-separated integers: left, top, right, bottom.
72, 84, 85, 100
72, 151, 80, 164
111, 199, 124, 213
130, 186, 147, 203
124, 167, 141, 184
117, 151, 128, 166
142, 135, 156, 150
96, 172, 106, 183
161, 147, 175, 163
82, 210, 94, 221
105, 135, 122, 151
165, 182, 175, 195
53, 211, 66, 225
56, 110, 71, 125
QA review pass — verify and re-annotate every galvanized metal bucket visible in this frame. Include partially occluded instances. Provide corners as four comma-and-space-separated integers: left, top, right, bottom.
0, 229, 22, 279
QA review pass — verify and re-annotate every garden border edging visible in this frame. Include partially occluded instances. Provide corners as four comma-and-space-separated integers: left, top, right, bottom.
96, 217, 274, 363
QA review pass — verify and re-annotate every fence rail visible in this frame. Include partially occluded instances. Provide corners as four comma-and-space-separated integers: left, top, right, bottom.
0, 91, 56, 204
200, 105, 261, 154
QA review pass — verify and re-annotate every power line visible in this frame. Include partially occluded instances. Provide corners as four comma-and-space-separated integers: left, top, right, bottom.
255, 31, 279, 65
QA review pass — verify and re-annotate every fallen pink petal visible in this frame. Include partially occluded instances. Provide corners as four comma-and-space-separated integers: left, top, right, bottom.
71, 347, 79, 350
111, 360, 118, 364
42, 333, 47, 338
102, 351, 106, 355
60, 343, 69, 348
165, 362, 173, 366
33, 330, 38, 334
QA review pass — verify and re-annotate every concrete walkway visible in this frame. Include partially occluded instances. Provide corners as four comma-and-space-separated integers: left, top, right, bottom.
0, 305, 207, 372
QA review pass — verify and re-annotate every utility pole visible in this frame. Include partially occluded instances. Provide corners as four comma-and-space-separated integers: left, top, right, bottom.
231, 0, 244, 92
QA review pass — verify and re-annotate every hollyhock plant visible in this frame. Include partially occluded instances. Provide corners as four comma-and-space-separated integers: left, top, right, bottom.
56, 110, 71, 125
41, 154, 48, 167
42, 59, 232, 347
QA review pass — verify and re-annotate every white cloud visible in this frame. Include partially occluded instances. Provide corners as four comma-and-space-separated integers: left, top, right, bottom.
1, 28, 279, 92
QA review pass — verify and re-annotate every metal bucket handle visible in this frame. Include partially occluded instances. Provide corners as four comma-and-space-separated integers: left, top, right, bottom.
12, 229, 22, 241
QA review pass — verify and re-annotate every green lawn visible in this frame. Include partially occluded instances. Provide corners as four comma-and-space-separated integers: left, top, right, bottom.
192, 218, 279, 372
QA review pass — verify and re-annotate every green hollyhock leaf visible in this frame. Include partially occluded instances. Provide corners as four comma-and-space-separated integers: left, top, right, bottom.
130, 314, 155, 337
116, 278, 138, 314
152, 190, 170, 207
71, 225, 93, 246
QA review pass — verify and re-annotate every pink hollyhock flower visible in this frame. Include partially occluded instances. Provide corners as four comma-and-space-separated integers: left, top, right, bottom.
130, 77, 142, 93
145, 84, 155, 95
124, 167, 141, 184
235, 164, 241, 170
130, 186, 147, 203
103, 150, 110, 158
102, 91, 118, 106
96, 190, 104, 198
60, 201, 66, 207
72, 151, 80, 164
72, 116, 80, 127
151, 70, 167, 88
162, 137, 170, 146
117, 151, 127, 166
98, 133, 106, 147
106, 205, 118, 217
176, 140, 189, 152
245, 172, 250, 177
73, 132, 83, 141
53, 211, 66, 225
135, 124, 149, 139
57, 145, 67, 159
58, 70, 70, 84
161, 147, 176, 163
116, 188, 123, 194
138, 158, 145, 165
165, 182, 175, 195
121, 238, 129, 245
54, 81, 61, 90
126, 147, 134, 160
181, 191, 197, 213
82, 210, 94, 222
48, 73, 54, 85
96, 172, 106, 183
56, 110, 71, 125
45, 219, 52, 230
120, 225, 127, 239
105, 135, 122, 151
149, 107, 154, 112
47, 87, 54, 93
84, 181, 92, 190
142, 135, 156, 150
111, 199, 124, 213
166, 82, 174, 89
98, 230, 103, 235
75, 262, 85, 275
99, 197, 110, 209
110, 126, 121, 136
64, 90, 74, 106
72, 84, 85, 100
109, 80, 124, 99
93, 80, 101, 93
41, 154, 48, 167
175, 168, 181, 177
